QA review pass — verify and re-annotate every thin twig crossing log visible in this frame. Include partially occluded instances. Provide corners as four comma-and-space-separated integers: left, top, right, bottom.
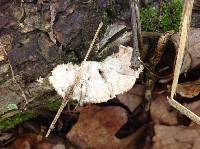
45, 22, 103, 137
0, 42, 28, 110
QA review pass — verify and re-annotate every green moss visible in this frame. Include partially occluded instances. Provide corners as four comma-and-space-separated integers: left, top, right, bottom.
0, 112, 35, 131
64, 51, 79, 63
0, 100, 61, 131
46, 100, 61, 111
140, 6, 159, 32
140, 0, 183, 32
161, 0, 183, 32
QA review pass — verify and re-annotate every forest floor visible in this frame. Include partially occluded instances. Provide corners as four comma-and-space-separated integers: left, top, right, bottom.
0, 0, 200, 149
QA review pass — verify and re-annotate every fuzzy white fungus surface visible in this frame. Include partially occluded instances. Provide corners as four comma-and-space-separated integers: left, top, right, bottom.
49, 45, 143, 104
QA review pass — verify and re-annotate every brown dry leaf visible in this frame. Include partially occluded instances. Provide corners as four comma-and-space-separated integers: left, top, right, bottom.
176, 79, 200, 98
11, 133, 66, 149
117, 84, 145, 112
153, 124, 200, 149
34, 140, 54, 149
121, 127, 146, 149
121, 84, 145, 97
184, 99, 200, 117
192, 137, 200, 149
67, 105, 138, 149
12, 134, 36, 149
150, 93, 178, 125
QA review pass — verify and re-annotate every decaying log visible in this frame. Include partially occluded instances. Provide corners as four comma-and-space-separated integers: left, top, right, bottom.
1, 28, 200, 121
0, 0, 132, 124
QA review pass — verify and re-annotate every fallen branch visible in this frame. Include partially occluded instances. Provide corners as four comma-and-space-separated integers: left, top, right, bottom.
130, 0, 142, 68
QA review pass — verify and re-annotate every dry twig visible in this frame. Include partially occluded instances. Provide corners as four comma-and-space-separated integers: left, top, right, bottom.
45, 22, 103, 137
167, 0, 200, 125
49, 3, 57, 44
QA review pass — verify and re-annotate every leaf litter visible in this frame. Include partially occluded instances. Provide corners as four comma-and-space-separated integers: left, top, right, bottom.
117, 84, 145, 112
150, 92, 178, 125
153, 124, 200, 149
176, 79, 200, 98
66, 105, 128, 148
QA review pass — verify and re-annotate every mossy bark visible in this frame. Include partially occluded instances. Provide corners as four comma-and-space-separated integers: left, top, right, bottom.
0, 0, 131, 131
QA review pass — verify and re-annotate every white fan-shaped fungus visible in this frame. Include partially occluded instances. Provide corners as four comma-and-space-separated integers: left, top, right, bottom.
49, 45, 143, 104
